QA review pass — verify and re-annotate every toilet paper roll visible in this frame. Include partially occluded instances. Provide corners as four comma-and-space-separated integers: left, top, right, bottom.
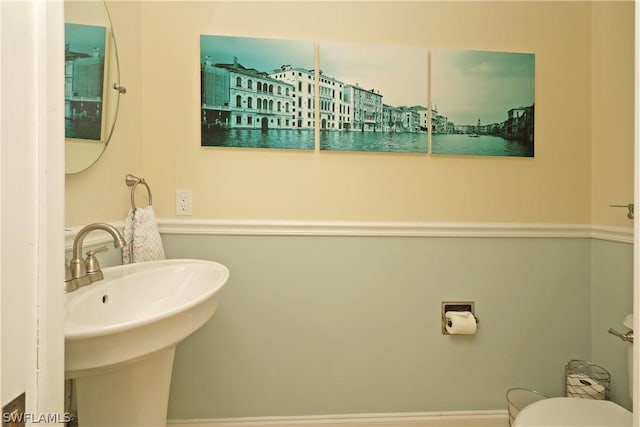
445, 311, 477, 335
566, 374, 606, 400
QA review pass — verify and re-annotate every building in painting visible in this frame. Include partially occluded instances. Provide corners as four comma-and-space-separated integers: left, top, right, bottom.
201, 57, 431, 135
65, 46, 105, 140
504, 105, 534, 142
431, 107, 449, 134
201, 57, 296, 131
382, 105, 403, 133
317, 71, 350, 131
344, 84, 383, 132
269, 65, 316, 130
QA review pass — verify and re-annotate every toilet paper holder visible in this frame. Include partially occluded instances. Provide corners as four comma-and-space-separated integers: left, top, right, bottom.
441, 301, 478, 334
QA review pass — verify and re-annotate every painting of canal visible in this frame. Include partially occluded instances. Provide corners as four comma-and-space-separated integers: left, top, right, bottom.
318, 41, 428, 153
200, 35, 315, 150
430, 49, 535, 157
65, 23, 106, 141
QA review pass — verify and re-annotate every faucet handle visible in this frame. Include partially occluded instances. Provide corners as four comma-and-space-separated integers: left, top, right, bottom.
86, 246, 108, 259
64, 260, 77, 293
65, 260, 73, 282
85, 246, 107, 283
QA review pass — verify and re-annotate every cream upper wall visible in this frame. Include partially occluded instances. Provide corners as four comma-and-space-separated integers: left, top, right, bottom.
590, 1, 635, 226
65, 1, 635, 227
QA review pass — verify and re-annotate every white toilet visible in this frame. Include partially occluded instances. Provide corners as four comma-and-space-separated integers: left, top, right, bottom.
513, 315, 633, 427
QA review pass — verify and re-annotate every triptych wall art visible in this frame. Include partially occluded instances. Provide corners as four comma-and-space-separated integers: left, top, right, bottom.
200, 35, 535, 157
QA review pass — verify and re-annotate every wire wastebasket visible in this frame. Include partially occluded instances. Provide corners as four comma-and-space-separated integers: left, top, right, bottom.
506, 388, 548, 426
565, 359, 610, 400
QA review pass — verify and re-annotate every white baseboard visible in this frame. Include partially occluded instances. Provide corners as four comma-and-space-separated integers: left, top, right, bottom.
167, 410, 509, 427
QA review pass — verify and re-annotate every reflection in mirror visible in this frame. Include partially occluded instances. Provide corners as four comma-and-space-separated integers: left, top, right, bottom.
65, 0, 122, 175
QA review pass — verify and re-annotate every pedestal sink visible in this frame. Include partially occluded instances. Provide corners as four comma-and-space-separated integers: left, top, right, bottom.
65, 259, 229, 426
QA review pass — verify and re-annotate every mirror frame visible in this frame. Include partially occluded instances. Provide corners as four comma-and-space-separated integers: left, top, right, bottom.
65, 0, 122, 175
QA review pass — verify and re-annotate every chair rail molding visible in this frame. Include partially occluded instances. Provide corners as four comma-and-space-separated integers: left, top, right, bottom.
159, 218, 631, 243
64, 219, 633, 249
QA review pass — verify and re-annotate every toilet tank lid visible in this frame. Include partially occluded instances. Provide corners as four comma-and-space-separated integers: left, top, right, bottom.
623, 314, 633, 329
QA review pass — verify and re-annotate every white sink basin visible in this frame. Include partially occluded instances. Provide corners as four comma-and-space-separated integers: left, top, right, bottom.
65, 258, 229, 377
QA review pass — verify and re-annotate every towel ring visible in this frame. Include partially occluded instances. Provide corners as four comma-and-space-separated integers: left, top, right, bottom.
125, 174, 152, 209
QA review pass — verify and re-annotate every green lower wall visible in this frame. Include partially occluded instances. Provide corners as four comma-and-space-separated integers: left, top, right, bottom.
590, 239, 634, 409
159, 234, 632, 419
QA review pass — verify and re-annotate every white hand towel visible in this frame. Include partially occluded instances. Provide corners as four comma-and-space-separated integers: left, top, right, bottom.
123, 205, 165, 264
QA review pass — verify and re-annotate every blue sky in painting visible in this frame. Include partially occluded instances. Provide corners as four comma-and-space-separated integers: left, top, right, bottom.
431, 49, 535, 126
319, 41, 429, 108
65, 23, 106, 56
199, 35, 533, 124
200, 35, 428, 109
200, 35, 314, 73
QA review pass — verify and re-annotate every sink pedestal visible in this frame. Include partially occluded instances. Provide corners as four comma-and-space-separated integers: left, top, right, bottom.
75, 347, 175, 427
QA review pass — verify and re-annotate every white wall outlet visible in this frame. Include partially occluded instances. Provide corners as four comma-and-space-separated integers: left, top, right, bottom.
176, 190, 192, 216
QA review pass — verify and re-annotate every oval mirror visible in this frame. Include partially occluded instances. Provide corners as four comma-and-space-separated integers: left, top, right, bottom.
64, 0, 123, 175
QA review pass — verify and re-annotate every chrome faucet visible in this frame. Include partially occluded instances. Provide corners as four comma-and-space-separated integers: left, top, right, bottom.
66, 223, 126, 292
